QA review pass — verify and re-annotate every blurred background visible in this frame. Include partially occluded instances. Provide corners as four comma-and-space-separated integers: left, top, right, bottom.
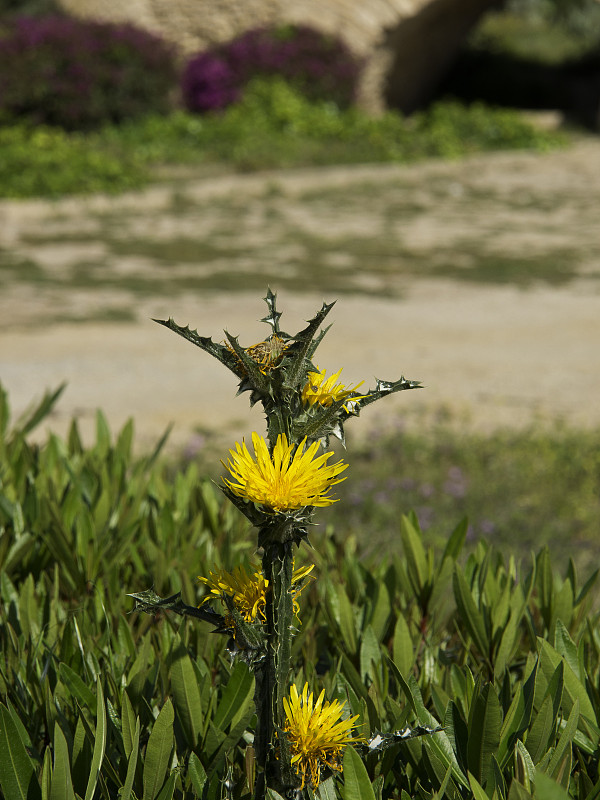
0, 0, 599, 560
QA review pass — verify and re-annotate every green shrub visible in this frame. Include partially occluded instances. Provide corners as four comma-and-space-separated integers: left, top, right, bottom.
0, 124, 145, 197
189, 78, 566, 170
0, 79, 568, 198
1, 383, 600, 798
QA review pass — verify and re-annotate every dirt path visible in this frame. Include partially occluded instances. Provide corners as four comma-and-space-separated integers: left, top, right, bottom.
1, 139, 599, 452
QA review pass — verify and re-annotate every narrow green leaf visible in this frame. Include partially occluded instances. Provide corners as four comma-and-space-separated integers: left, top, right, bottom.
188, 752, 206, 795
359, 625, 381, 684
497, 687, 525, 769
368, 581, 391, 643
342, 746, 376, 800
95, 409, 111, 453
534, 769, 571, 800
41, 747, 52, 800
143, 699, 174, 800
169, 638, 204, 748
508, 780, 533, 800
327, 581, 357, 655
514, 739, 536, 787
441, 518, 468, 564
121, 691, 137, 760
400, 515, 428, 598
554, 620, 580, 680
121, 717, 140, 800
58, 663, 96, 710
526, 694, 556, 764
18, 384, 66, 436
453, 567, 490, 661
266, 790, 287, 800
431, 764, 453, 800
50, 723, 76, 800
538, 640, 595, 724
0, 702, 41, 800
213, 661, 254, 730
392, 613, 414, 679
84, 680, 107, 800
494, 609, 519, 679
467, 771, 489, 800
467, 682, 502, 787
547, 699, 579, 779
155, 772, 176, 800
315, 775, 338, 800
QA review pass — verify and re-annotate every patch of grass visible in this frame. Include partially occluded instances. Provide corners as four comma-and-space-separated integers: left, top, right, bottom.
325, 420, 600, 568
430, 248, 579, 286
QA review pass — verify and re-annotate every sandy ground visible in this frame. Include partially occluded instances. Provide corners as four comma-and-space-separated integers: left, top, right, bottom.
1, 141, 599, 453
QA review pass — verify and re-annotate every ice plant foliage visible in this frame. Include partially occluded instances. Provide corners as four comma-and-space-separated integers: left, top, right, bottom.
140, 291, 420, 796
284, 683, 362, 788
222, 432, 348, 511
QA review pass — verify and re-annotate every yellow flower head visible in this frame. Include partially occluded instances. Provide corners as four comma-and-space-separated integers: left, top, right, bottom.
222, 432, 348, 512
283, 682, 362, 788
198, 563, 314, 622
302, 367, 367, 412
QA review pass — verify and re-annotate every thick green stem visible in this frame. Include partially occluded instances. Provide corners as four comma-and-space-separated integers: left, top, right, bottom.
254, 540, 295, 797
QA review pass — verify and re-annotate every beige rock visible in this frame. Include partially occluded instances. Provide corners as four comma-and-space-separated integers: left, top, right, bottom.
56, 0, 497, 111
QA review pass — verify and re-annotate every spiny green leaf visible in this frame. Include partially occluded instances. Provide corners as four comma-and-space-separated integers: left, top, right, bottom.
153, 317, 238, 373
343, 375, 421, 416
282, 300, 336, 391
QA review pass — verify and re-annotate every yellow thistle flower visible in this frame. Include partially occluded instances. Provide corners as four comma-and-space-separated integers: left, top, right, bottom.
302, 367, 368, 411
283, 682, 362, 788
198, 563, 314, 622
222, 432, 348, 512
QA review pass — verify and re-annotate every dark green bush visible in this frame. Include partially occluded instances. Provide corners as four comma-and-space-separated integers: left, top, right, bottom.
1, 383, 599, 798
0, 15, 178, 129
0, 124, 145, 196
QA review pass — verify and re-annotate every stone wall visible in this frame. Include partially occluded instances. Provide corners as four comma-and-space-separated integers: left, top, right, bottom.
56, 0, 497, 112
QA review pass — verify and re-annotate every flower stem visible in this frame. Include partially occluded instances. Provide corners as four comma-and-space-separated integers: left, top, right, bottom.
254, 539, 296, 796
